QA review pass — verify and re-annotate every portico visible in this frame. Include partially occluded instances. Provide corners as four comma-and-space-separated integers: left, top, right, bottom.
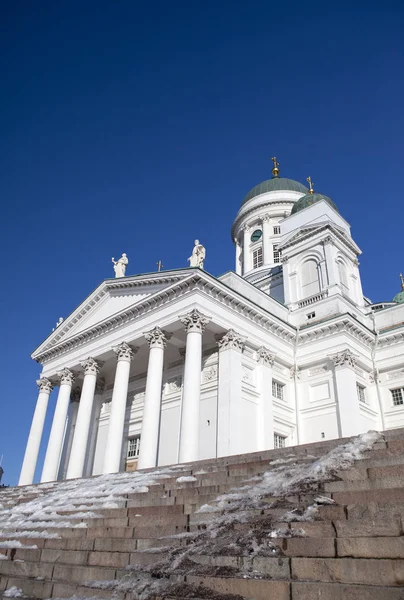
21, 301, 259, 485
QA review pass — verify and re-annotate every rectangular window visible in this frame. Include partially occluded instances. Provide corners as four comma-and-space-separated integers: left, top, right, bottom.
127, 436, 141, 459
306, 312, 316, 320
391, 388, 404, 406
356, 383, 366, 403
272, 380, 284, 400
253, 247, 263, 269
273, 226, 281, 235
273, 244, 281, 263
274, 433, 286, 449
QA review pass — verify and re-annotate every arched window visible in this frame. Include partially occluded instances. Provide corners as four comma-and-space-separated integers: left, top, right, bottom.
301, 259, 320, 298
337, 260, 349, 291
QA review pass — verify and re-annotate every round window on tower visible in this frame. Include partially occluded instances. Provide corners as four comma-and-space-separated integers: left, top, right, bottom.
250, 229, 262, 242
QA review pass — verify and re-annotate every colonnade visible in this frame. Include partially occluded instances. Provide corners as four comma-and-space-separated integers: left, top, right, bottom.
18, 309, 210, 486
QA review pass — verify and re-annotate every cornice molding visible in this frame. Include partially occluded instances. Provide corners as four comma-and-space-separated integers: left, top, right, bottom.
280, 223, 360, 256
231, 200, 295, 240
33, 271, 193, 355
299, 314, 375, 347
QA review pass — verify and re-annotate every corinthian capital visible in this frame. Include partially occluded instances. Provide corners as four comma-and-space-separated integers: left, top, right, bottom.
330, 349, 357, 369
180, 309, 210, 333
57, 368, 75, 386
81, 357, 102, 375
256, 346, 275, 366
144, 326, 168, 349
114, 342, 138, 362
36, 377, 54, 394
216, 329, 245, 352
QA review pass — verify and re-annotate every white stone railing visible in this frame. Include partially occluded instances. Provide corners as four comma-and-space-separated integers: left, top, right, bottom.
298, 290, 328, 308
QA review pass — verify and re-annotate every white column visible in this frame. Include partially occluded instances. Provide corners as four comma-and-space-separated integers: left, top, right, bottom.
242, 225, 251, 274
137, 327, 167, 469
331, 350, 362, 437
262, 215, 271, 265
323, 238, 339, 295
178, 309, 209, 463
256, 347, 275, 451
19, 378, 54, 486
84, 378, 105, 477
217, 330, 245, 457
59, 394, 80, 480
66, 358, 102, 479
235, 239, 242, 275
41, 368, 75, 483
102, 342, 136, 474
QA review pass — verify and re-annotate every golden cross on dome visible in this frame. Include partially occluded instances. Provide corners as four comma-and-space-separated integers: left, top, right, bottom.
156, 260, 164, 272
306, 176, 314, 194
271, 156, 280, 177
400, 273, 404, 291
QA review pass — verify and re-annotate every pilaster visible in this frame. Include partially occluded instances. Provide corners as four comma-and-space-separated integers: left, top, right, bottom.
256, 346, 275, 451
330, 350, 362, 437
217, 329, 245, 457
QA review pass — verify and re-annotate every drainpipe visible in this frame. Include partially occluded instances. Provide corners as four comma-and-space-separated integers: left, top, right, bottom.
371, 312, 385, 431
293, 326, 301, 444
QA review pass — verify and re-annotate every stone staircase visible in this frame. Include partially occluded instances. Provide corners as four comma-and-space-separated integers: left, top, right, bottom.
0, 429, 404, 599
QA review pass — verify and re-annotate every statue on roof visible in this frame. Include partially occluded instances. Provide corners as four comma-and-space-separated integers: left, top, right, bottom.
400, 273, 404, 291
188, 240, 206, 269
112, 253, 128, 278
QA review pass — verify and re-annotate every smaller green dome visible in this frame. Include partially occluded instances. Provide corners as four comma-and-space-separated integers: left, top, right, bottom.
393, 291, 404, 304
291, 192, 338, 215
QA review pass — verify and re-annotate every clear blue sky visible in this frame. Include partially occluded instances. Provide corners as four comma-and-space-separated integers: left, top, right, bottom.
1, 1, 403, 485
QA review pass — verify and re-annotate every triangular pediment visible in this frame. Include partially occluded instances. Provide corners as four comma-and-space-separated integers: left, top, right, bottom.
33, 270, 193, 355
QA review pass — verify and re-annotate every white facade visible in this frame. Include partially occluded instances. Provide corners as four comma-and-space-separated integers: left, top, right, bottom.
18, 172, 404, 485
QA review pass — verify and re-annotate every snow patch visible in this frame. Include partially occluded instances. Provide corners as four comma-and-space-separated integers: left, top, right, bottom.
3, 587, 25, 597
176, 476, 197, 483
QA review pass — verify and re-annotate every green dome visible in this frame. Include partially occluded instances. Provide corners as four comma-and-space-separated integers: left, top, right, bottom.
291, 192, 338, 215
242, 177, 308, 205
393, 291, 404, 304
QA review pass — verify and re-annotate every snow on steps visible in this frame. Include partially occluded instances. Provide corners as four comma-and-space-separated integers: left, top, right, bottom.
0, 430, 404, 599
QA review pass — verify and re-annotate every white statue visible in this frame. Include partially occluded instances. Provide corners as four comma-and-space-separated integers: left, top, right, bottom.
188, 240, 206, 269
112, 253, 128, 278
52, 317, 63, 332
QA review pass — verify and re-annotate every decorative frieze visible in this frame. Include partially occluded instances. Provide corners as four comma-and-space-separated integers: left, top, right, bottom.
145, 326, 167, 349
202, 365, 218, 383
308, 365, 328, 377
216, 329, 245, 352
113, 342, 138, 362
387, 369, 404, 381
290, 366, 301, 380
330, 350, 357, 369
57, 368, 75, 386
165, 377, 182, 394
180, 309, 210, 333
36, 378, 54, 394
81, 357, 102, 375
242, 364, 255, 385
256, 346, 275, 367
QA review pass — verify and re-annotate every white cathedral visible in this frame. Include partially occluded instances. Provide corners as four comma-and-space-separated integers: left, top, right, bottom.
19, 159, 404, 486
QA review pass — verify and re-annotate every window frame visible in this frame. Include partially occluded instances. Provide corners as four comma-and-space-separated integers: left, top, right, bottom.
274, 433, 286, 449
253, 246, 263, 269
272, 380, 285, 400
391, 387, 404, 406
273, 225, 281, 235
356, 383, 366, 404
127, 435, 141, 459
273, 244, 281, 264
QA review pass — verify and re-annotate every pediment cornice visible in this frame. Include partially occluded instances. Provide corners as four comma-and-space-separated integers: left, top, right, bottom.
32, 270, 297, 364
299, 314, 375, 347
280, 224, 361, 256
